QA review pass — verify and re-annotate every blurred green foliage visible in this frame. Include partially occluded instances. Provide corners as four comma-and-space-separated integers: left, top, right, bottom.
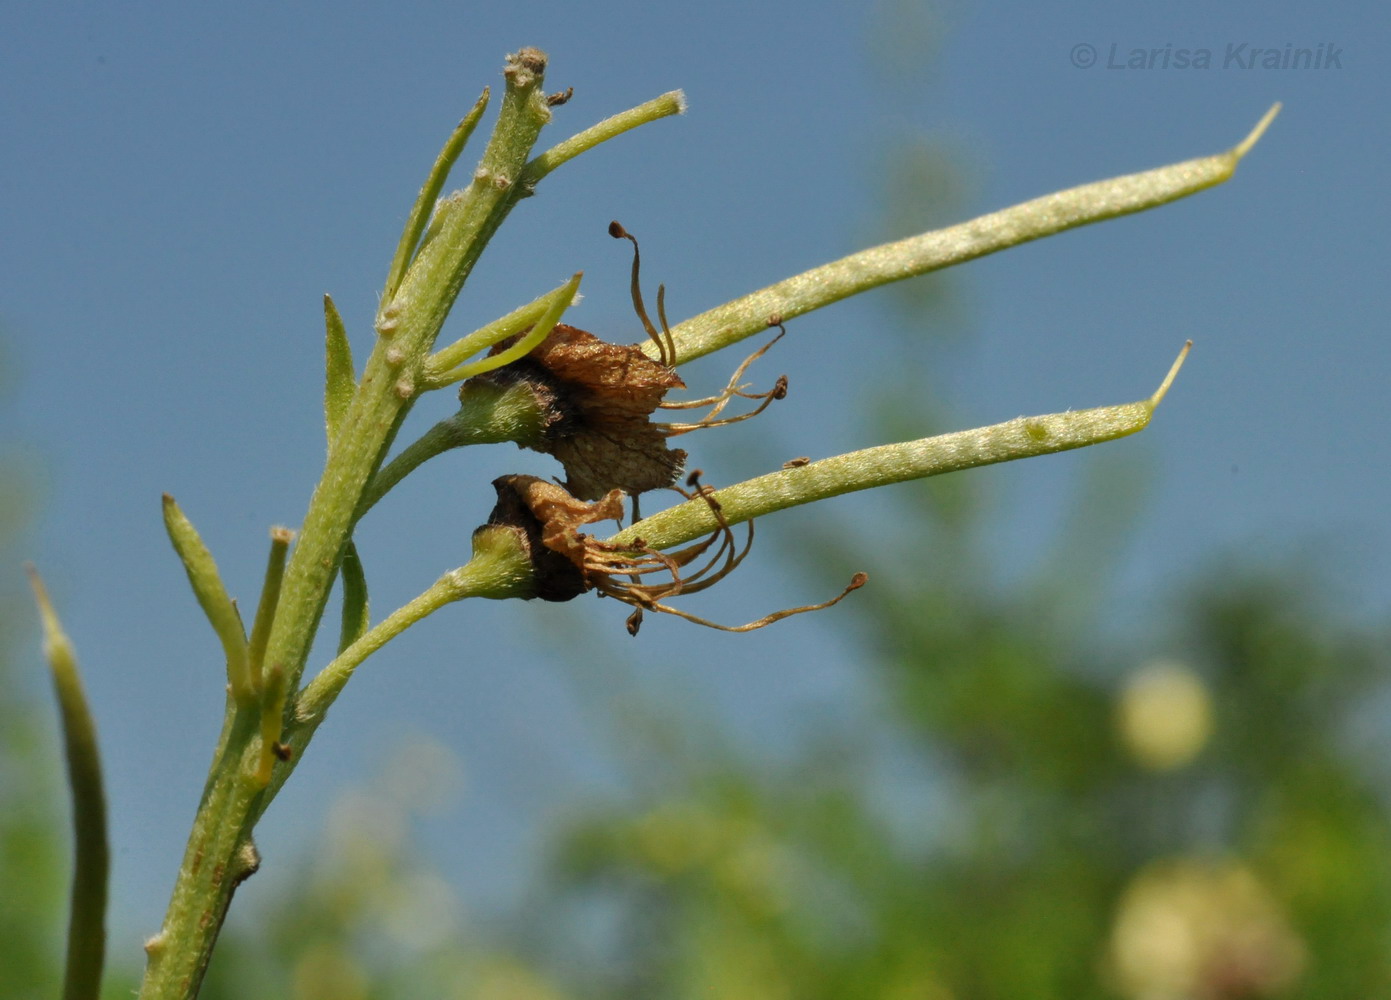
533, 543, 1391, 999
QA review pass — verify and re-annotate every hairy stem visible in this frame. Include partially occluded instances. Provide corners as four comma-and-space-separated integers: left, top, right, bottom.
139, 51, 684, 999
254, 526, 535, 820
138, 50, 554, 1000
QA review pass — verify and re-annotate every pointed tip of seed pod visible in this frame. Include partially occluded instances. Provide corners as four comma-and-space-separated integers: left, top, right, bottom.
1150, 340, 1192, 409
23, 562, 51, 620
1234, 102, 1281, 159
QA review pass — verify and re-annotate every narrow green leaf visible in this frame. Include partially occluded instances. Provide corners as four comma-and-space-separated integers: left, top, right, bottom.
161, 494, 253, 706
520, 90, 686, 187
323, 294, 355, 446
382, 88, 491, 305
27, 566, 108, 1000
422, 272, 582, 387
246, 526, 294, 689
338, 540, 369, 655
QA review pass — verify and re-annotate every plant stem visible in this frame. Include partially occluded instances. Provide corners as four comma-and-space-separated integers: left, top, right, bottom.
138, 50, 554, 1000
139, 52, 687, 998
257, 527, 535, 818
357, 379, 546, 516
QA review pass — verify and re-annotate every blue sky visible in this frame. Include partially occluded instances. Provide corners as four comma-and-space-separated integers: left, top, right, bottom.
4, 0, 1386, 961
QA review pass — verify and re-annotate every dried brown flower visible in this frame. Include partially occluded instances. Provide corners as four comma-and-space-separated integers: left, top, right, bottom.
472, 323, 689, 500
482, 473, 866, 633
462, 223, 787, 504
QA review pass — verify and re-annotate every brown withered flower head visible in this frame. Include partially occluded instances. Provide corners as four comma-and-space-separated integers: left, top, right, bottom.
472, 322, 688, 500
482, 472, 865, 635
462, 222, 787, 502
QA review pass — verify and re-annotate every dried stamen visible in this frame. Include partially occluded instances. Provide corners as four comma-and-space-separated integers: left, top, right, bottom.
636, 572, 868, 633
658, 323, 789, 435
609, 220, 677, 367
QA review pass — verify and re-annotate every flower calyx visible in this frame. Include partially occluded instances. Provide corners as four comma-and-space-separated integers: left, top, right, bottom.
468, 323, 688, 500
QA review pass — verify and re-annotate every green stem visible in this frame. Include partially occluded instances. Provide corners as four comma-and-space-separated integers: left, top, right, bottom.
611, 343, 1189, 551
138, 51, 554, 1000
357, 379, 547, 515
255, 526, 534, 820
140, 52, 684, 999
140, 714, 262, 1000
659, 105, 1278, 364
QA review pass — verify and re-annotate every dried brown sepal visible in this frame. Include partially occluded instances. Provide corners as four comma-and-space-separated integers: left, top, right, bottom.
468, 324, 688, 499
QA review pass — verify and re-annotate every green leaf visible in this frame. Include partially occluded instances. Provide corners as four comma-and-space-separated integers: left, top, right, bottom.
246, 526, 294, 688
424, 272, 582, 387
161, 494, 252, 705
338, 541, 369, 655
382, 89, 491, 305
663, 105, 1280, 365
611, 344, 1191, 551
26, 566, 108, 1000
323, 294, 355, 447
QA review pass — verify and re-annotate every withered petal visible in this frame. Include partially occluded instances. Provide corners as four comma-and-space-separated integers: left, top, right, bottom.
489, 474, 624, 571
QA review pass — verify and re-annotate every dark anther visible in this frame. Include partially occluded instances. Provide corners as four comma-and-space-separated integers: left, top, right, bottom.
609, 220, 677, 367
